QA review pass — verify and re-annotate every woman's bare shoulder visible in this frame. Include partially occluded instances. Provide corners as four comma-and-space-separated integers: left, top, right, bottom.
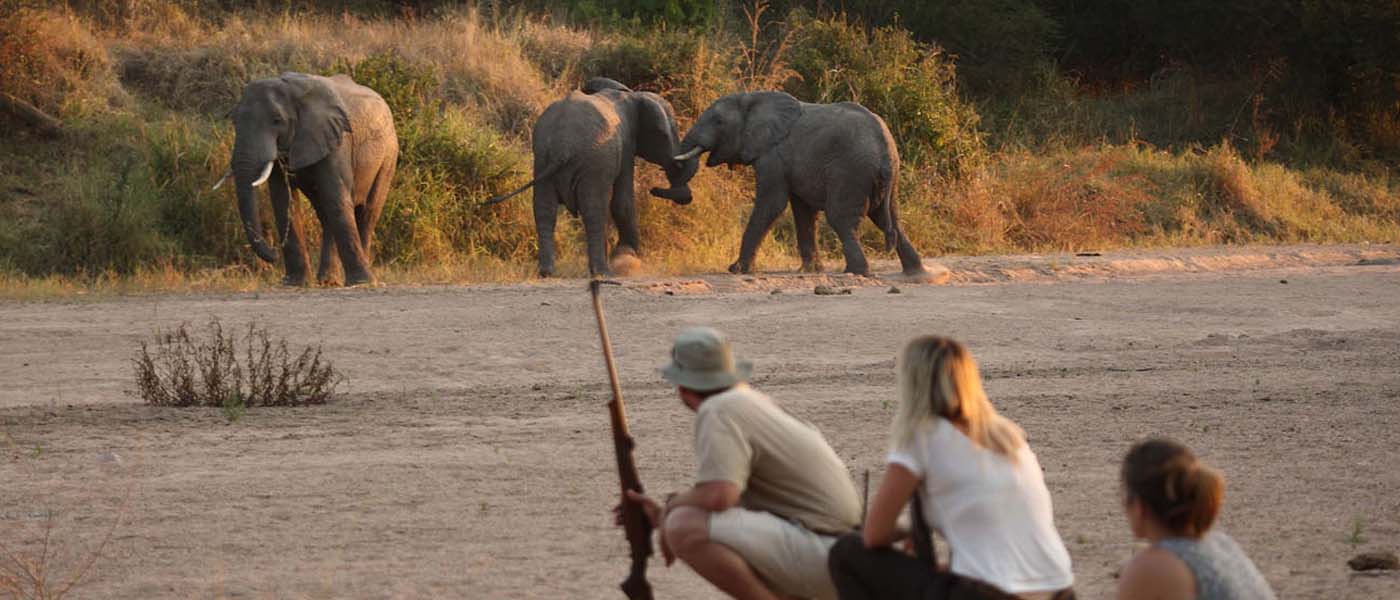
1117, 546, 1195, 600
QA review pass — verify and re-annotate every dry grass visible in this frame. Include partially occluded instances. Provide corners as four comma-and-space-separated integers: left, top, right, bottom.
0, 432, 134, 600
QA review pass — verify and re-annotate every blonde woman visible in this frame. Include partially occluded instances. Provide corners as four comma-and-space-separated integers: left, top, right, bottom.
829, 336, 1075, 600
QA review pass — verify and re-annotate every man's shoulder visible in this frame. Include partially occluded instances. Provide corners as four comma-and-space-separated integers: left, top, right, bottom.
700, 384, 770, 415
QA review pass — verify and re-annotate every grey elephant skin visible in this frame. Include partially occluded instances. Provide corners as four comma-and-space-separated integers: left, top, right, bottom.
674, 91, 931, 278
217, 72, 397, 286
485, 77, 697, 277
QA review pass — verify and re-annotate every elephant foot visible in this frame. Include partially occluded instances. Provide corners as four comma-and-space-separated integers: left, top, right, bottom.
799, 261, 824, 274
902, 262, 951, 285
842, 265, 872, 278
281, 274, 309, 287
344, 271, 375, 287
727, 260, 753, 275
609, 247, 642, 277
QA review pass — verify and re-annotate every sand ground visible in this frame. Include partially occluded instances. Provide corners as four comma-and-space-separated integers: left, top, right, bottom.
2, 244, 1398, 599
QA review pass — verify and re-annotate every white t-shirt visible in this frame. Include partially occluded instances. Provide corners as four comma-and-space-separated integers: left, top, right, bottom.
887, 419, 1073, 594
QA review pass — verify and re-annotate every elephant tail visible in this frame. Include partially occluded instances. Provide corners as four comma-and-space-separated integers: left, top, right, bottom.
878, 167, 899, 253
481, 160, 568, 206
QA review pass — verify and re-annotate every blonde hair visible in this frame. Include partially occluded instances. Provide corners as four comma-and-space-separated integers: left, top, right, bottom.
891, 336, 1025, 460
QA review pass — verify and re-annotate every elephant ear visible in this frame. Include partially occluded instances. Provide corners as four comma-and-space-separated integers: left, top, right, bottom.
739, 91, 802, 164
280, 73, 352, 171
633, 91, 680, 163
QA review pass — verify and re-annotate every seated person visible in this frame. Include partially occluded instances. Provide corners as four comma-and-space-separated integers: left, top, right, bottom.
1117, 439, 1276, 600
623, 327, 862, 600
828, 336, 1075, 600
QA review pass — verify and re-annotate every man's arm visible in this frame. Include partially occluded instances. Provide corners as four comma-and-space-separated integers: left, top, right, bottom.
623, 481, 740, 567
665, 480, 741, 513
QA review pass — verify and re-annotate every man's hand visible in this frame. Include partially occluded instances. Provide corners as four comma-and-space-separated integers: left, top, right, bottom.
616, 489, 676, 566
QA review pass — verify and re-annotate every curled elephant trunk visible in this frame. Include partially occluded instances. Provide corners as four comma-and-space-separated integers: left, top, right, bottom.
652, 148, 699, 205
235, 160, 279, 263
650, 185, 692, 205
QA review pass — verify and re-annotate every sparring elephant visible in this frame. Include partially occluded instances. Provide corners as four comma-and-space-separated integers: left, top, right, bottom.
213, 72, 397, 286
484, 77, 698, 277
672, 91, 934, 280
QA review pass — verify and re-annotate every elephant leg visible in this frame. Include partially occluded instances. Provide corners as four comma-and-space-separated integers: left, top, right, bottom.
609, 161, 640, 258
791, 198, 822, 273
824, 185, 871, 276
580, 179, 613, 277
357, 157, 394, 261
533, 180, 561, 278
317, 218, 341, 285
868, 203, 927, 276
313, 167, 374, 286
731, 168, 790, 274
269, 167, 310, 286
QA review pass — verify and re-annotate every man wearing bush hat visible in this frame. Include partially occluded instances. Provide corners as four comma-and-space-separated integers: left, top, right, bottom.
621, 326, 861, 600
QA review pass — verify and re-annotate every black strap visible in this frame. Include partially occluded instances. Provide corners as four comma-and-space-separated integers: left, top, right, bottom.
910, 488, 937, 568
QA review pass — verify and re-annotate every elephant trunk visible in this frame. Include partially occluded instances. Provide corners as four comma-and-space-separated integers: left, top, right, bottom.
234, 159, 278, 263
649, 128, 700, 205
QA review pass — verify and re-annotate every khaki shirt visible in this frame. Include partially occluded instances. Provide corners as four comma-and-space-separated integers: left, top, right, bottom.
694, 384, 861, 534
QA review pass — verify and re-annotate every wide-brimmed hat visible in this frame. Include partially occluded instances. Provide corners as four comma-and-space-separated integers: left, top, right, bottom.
660, 326, 752, 392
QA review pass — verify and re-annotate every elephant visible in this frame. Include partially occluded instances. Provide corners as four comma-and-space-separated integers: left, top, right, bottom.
672, 91, 934, 280
484, 77, 698, 277
213, 72, 397, 286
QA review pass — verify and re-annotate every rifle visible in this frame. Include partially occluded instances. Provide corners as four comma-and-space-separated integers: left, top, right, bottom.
589, 279, 655, 600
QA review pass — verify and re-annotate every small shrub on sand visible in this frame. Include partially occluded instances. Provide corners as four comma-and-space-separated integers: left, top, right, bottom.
134, 320, 340, 408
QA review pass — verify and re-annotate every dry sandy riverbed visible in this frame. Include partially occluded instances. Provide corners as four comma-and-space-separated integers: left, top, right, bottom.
2, 244, 1398, 599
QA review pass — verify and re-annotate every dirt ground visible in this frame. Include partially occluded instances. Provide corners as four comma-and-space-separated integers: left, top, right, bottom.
2, 244, 1399, 599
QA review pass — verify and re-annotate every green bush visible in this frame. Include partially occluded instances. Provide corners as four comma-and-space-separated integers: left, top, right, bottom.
336, 50, 439, 125
785, 14, 984, 172
581, 27, 732, 116
548, 0, 717, 27
377, 106, 533, 266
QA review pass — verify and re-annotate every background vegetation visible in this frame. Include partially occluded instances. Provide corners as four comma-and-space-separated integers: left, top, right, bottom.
0, 0, 1395, 292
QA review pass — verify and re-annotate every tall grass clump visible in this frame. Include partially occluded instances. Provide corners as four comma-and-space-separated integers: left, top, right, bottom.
134, 319, 340, 409
581, 26, 733, 116
784, 13, 984, 173
0, 7, 123, 119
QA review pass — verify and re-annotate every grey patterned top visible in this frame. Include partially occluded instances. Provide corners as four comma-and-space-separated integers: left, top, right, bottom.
1156, 531, 1276, 600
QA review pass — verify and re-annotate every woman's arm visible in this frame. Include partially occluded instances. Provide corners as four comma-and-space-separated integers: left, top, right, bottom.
862, 463, 920, 548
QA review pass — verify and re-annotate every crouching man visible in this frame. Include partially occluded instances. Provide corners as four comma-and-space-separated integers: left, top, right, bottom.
621, 327, 862, 600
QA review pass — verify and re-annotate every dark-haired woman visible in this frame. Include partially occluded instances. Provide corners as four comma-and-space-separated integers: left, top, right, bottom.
1117, 439, 1275, 600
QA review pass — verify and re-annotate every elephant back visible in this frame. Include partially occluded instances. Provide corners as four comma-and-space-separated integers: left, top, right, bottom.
534, 91, 623, 160
327, 75, 396, 144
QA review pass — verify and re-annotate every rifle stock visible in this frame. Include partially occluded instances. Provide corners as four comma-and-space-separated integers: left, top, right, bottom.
590, 280, 655, 600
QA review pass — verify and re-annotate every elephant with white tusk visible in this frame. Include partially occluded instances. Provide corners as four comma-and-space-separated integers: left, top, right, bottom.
672, 91, 935, 280
483, 77, 698, 278
216, 72, 397, 287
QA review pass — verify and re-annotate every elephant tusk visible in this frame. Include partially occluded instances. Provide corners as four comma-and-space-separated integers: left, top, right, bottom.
673, 146, 704, 161
211, 169, 232, 191
250, 161, 275, 187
